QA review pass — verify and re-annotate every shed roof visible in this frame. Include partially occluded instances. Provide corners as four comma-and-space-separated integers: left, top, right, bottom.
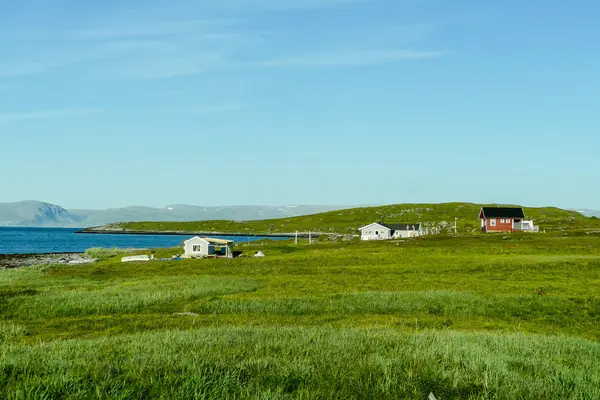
203, 237, 234, 245
358, 222, 422, 231
183, 236, 234, 245
384, 223, 421, 231
183, 236, 207, 244
358, 222, 391, 231
480, 207, 525, 219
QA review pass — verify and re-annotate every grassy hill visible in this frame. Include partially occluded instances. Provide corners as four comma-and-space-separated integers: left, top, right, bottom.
2, 233, 600, 398
90, 202, 599, 234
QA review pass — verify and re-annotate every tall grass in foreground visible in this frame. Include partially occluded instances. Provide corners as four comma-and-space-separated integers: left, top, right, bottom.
84, 248, 134, 260
187, 291, 600, 335
4, 276, 259, 319
0, 322, 26, 344
0, 264, 48, 286
1, 327, 599, 399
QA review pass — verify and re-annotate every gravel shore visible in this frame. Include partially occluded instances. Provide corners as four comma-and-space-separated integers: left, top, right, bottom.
0, 253, 96, 269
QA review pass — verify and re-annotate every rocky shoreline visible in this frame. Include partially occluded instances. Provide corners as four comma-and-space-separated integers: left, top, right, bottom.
0, 253, 96, 270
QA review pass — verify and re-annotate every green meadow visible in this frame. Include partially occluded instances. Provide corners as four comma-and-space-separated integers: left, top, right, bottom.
2, 206, 600, 398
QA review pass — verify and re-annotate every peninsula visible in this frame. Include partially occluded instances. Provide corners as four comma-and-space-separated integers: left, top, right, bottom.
78, 202, 598, 236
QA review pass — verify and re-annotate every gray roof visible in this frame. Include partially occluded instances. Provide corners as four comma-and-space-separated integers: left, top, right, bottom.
383, 223, 421, 231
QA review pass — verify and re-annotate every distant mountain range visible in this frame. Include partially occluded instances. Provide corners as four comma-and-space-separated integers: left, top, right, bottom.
572, 209, 600, 218
1, 201, 598, 227
0, 201, 352, 227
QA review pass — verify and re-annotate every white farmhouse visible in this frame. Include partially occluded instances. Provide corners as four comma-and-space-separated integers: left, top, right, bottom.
358, 222, 423, 241
183, 236, 234, 258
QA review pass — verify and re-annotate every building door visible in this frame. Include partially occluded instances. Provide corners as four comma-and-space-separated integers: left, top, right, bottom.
513, 220, 522, 231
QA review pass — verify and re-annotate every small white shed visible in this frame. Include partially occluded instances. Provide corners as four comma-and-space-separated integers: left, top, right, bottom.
183, 236, 234, 258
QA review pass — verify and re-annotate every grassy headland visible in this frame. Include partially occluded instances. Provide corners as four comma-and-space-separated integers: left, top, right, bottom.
2, 226, 600, 398
82, 202, 600, 235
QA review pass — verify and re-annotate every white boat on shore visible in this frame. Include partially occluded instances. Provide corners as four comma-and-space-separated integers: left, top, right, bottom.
121, 255, 152, 263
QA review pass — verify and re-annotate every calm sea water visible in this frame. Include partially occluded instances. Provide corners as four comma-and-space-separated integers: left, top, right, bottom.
0, 227, 287, 255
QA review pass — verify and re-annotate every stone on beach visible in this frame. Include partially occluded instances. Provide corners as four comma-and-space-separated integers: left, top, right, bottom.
0, 253, 96, 269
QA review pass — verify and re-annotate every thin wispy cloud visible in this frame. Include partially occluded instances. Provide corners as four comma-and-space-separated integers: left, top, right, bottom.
208, 0, 376, 10
0, 17, 262, 79
0, 18, 235, 41
107, 50, 231, 80
0, 109, 104, 123
0, 49, 109, 77
72, 19, 236, 40
189, 103, 249, 115
0, 1, 448, 80
257, 49, 445, 68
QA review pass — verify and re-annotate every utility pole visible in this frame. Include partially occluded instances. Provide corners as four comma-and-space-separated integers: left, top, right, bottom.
295, 231, 298, 245
454, 217, 458, 234
309, 230, 312, 245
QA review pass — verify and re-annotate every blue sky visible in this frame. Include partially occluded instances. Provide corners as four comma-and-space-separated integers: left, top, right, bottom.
1, 0, 599, 209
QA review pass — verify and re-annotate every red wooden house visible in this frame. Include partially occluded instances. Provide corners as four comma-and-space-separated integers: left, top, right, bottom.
479, 207, 538, 233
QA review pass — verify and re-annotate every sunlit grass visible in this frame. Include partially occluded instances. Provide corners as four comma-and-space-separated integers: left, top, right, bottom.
2, 233, 600, 398
1, 327, 599, 399
5, 276, 259, 319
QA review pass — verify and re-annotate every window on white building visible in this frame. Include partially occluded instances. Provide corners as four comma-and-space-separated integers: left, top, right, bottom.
192, 245, 202, 252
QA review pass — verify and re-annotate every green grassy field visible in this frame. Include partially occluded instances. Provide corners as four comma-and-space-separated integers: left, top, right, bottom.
91, 202, 600, 235
2, 229, 600, 399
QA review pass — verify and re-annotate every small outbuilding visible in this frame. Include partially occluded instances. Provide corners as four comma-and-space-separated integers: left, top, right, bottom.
359, 222, 423, 241
183, 236, 234, 258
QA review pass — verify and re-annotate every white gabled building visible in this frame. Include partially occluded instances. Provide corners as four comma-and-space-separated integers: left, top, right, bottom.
358, 222, 423, 241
